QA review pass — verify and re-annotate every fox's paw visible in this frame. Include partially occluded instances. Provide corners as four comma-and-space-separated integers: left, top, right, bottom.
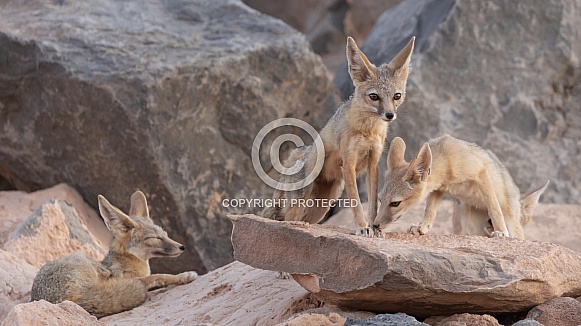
356, 227, 382, 238
178, 271, 198, 284
276, 271, 291, 279
408, 224, 430, 235
489, 231, 509, 238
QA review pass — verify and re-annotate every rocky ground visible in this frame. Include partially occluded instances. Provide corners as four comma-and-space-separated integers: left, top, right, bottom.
1, 185, 581, 326
1, 0, 581, 325
1, 0, 580, 275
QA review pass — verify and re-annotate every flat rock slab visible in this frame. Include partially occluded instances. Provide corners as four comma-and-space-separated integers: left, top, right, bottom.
230, 214, 581, 317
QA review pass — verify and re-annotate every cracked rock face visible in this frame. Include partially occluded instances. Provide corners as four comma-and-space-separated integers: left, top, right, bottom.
0, 0, 340, 273
334, 0, 581, 205
230, 214, 581, 318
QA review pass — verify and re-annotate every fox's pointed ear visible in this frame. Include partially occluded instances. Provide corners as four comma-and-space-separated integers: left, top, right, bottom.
387, 137, 407, 170
346, 37, 376, 83
520, 180, 549, 226
387, 36, 415, 79
98, 195, 137, 235
129, 191, 150, 219
405, 142, 431, 184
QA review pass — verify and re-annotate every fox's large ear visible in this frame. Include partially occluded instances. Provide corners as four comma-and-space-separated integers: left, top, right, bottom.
387, 36, 415, 79
405, 142, 431, 184
98, 195, 137, 234
387, 137, 407, 170
346, 37, 376, 83
520, 180, 549, 226
129, 191, 150, 219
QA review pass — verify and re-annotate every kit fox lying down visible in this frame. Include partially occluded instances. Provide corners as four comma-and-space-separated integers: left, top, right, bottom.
31, 191, 197, 317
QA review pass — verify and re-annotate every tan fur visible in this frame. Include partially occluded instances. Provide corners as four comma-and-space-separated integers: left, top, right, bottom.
454, 181, 549, 237
376, 135, 549, 238
263, 36, 415, 237
31, 191, 197, 318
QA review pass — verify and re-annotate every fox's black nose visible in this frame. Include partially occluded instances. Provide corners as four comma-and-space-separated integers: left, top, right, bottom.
179, 245, 185, 251
385, 112, 395, 120
373, 224, 380, 228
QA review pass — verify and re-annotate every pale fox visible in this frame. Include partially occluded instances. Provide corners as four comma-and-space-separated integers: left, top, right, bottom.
31, 191, 197, 318
263, 36, 415, 237
452, 180, 548, 237
375, 135, 548, 238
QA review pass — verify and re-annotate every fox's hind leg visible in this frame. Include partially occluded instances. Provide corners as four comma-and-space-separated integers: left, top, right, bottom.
477, 169, 509, 237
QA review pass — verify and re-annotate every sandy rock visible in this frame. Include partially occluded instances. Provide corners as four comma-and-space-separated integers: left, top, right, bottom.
0, 184, 109, 248
0, 0, 339, 274
277, 312, 346, 326
526, 297, 581, 326
101, 261, 317, 326
334, 0, 581, 205
422, 316, 448, 325
3, 199, 105, 268
326, 201, 581, 252
344, 313, 428, 326
231, 214, 581, 317
0, 250, 38, 323
435, 313, 501, 326
1, 300, 102, 326
278, 307, 375, 326
325, 201, 455, 235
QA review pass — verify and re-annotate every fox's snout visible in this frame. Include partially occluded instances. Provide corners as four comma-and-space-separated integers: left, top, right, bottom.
382, 111, 396, 122
159, 238, 186, 257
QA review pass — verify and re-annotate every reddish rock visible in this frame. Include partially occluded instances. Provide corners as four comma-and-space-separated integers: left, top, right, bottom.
0, 184, 110, 248
277, 312, 346, 326
4, 199, 105, 268
230, 214, 581, 318
1, 300, 102, 326
526, 297, 581, 326
101, 261, 314, 326
435, 313, 501, 326
0, 250, 38, 323
326, 201, 581, 252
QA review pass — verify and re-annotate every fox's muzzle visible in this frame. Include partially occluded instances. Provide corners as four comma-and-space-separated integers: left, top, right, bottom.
380, 111, 396, 122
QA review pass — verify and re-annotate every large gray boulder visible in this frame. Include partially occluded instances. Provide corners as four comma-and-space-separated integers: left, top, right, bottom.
0, 0, 340, 273
334, 0, 581, 204
243, 0, 403, 76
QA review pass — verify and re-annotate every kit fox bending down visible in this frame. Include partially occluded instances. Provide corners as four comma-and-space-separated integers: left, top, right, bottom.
263, 36, 415, 237
31, 191, 197, 318
375, 135, 548, 238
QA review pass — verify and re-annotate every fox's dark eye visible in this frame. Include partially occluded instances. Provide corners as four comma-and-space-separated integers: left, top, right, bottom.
389, 201, 401, 207
369, 93, 380, 101
393, 93, 402, 100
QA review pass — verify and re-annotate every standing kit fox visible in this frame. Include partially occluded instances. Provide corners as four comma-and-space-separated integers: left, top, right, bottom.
263, 36, 415, 236
31, 191, 197, 318
375, 135, 548, 238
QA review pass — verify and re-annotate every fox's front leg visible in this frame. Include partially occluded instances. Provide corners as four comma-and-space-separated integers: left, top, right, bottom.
409, 191, 443, 235
366, 145, 382, 236
139, 272, 198, 290
341, 151, 370, 236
